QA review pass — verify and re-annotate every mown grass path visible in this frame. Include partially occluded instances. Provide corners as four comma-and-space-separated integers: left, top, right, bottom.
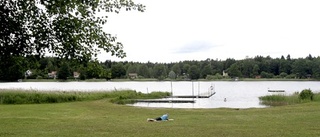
1, 99, 320, 137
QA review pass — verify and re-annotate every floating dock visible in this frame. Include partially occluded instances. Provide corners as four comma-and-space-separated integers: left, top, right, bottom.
135, 99, 195, 103
268, 90, 285, 92
168, 92, 216, 98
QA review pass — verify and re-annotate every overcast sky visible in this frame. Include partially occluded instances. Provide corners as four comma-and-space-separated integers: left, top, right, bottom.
97, 0, 320, 63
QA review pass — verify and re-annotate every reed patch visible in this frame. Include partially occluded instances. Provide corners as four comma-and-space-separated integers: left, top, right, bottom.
0, 89, 170, 104
259, 89, 320, 106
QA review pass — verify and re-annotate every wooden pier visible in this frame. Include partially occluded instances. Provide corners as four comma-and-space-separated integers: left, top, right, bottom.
135, 99, 195, 103
134, 91, 216, 103
135, 83, 217, 103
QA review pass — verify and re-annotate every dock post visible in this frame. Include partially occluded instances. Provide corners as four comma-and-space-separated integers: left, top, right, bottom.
192, 81, 194, 97
170, 80, 173, 96
198, 82, 200, 98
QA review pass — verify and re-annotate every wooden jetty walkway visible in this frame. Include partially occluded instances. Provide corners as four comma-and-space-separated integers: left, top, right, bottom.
135, 84, 217, 103
135, 99, 195, 103
134, 91, 216, 103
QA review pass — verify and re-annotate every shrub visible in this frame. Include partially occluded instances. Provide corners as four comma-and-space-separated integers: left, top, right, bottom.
279, 72, 288, 78
260, 71, 274, 78
205, 75, 215, 80
286, 74, 296, 79
206, 73, 223, 80
299, 89, 314, 100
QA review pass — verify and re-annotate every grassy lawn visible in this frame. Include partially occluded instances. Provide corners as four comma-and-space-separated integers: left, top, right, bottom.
1, 99, 320, 137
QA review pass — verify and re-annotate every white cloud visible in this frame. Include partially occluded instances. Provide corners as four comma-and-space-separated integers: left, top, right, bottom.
173, 41, 217, 54
97, 0, 320, 63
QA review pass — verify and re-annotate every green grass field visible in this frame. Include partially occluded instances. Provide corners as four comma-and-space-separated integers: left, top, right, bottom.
1, 99, 320, 137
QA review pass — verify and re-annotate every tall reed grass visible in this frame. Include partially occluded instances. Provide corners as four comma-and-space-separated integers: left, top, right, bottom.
0, 89, 170, 104
259, 92, 320, 106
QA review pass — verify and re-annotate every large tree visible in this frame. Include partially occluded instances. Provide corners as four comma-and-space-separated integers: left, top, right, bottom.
111, 63, 126, 79
0, 0, 145, 81
171, 63, 181, 76
153, 64, 167, 80
137, 64, 149, 78
200, 64, 212, 79
227, 63, 242, 78
57, 61, 71, 80
188, 65, 200, 80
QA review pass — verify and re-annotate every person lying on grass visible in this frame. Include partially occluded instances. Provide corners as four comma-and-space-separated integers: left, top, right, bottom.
147, 113, 174, 122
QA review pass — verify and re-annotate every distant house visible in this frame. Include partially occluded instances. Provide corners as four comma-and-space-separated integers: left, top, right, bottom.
222, 70, 228, 77
24, 70, 32, 79
48, 71, 57, 79
128, 73, 138, 79
306, 74, 312, 79
73, 72, 80, 79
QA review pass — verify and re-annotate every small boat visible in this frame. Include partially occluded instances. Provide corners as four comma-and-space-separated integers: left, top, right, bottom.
268, 89, 285, 92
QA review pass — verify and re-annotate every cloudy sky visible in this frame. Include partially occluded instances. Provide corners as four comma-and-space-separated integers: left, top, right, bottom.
98, 0, 320, 63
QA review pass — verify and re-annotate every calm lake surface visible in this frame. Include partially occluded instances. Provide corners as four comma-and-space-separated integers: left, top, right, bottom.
1, 81, 319, 109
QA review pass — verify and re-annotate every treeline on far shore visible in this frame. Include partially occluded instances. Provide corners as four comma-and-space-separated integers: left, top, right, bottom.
1, 54, 320, 82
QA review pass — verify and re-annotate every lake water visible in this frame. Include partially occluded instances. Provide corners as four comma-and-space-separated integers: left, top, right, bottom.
0, 81, 319, 109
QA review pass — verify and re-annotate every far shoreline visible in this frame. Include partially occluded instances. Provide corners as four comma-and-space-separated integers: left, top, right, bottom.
15, 78, 320, 82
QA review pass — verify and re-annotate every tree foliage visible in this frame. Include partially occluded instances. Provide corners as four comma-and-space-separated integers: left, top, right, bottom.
111, 63, 126, 79
137, 64, 149, 78
3, 49, 320, 81
57, 61, 71, 80
153, 64, 167, 80
171, 64, 181, 77
188, 65, 200, 80
0, 0, 145, 81
227, 63, 241, 78
168, 70, 176, 80
201, 64, 213, 79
